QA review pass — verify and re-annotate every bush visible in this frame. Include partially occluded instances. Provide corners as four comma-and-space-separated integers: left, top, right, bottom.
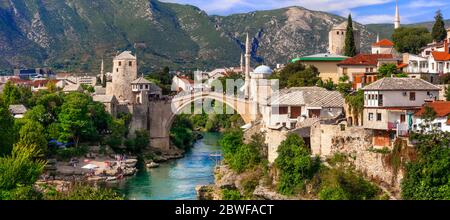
55, 145, 89, 161
220, 130, 263, 173
45, 184, 124, 200
275, 134, 320, 195
318, 168, 379, 200
222, 189, 244, 200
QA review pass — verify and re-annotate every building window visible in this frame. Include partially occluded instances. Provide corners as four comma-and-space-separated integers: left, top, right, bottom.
337, 31, 340, 35
343, 68, 348, 75
378, 94, 383, 107
368, 113, 374, 121
377, 113, 382, 121
278, 107, 288, 115
129, 61, 133, 66
370, 68, 374, 72
118, 61, 121, 66
410, 92, 416, 101
116, 68, 119, 72
432, 63, 435, 70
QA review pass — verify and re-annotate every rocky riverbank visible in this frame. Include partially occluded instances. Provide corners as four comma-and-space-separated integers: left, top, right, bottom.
196, 165, 296, 200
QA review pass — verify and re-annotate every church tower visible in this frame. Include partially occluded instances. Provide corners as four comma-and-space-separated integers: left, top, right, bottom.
394, 0, 401, 29
107, 51, 138, 103
244, 33, 251, 99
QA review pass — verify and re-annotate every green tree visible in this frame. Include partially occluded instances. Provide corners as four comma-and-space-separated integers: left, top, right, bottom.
275, 134, 320, 195
0, 145, 46, 192
402, 132, 450, 200
431, 10, 447, 42
1, 81, 32, 106
15, 120, 48, 156
392, 27, 432, 54
0, 98, 17, 156
58, 93, 97, 147
271, 62, 320, 88
344, 14, 357, 57
378, 63, 399, 78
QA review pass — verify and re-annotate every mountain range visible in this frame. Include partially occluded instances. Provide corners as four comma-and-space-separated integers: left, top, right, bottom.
0, 0, 446, 74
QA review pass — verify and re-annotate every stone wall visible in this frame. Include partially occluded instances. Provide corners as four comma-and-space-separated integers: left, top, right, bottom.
321, 124, 406, 195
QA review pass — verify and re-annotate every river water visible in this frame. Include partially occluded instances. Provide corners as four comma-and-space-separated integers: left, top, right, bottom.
114, 132, 222, 200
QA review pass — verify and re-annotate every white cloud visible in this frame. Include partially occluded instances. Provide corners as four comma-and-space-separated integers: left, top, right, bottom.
406, 0, 446, 9
354, 14, 394, 24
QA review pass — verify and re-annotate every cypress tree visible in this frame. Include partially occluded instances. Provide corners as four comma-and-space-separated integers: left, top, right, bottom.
432, 10, 447, 42
344, 14, 357, 57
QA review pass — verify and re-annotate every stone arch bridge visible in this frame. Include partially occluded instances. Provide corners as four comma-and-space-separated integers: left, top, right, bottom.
148, 91, 258, 150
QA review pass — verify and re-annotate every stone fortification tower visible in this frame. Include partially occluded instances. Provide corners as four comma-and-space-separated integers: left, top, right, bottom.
328, 22, 361, 55
107, 51, 138, 103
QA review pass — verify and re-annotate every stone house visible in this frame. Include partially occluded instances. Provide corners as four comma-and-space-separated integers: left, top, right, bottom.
93, 95, 119, 118
9, 104, 27, 119
362, 77, 440, 147
265, 87, 345, 130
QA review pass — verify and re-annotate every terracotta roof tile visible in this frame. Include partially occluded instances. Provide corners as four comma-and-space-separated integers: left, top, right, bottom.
432, 51, 450, 61
415, 101, 450, 117
372, 39, 394, 47
338, 54, 393, 66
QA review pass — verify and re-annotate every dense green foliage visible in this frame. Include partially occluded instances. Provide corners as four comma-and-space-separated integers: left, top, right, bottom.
271, 61, 320, 88
317, 168, 379, 200
1, 81, 32, 107
45, 184, 124, 200
401, 132, 450, 200
0, 145, 46, 199
275, 134, 320, 195
220, 130, 266, 173
345, 90, 364, 124
0, 98, 17, 156
378, 63, 399, 78
222, 189, 244, 200
392, 27, 432, 54
145, 67, 173, 95
171, 115, 196, 150
344, 14, 357, 57
431, 10, 447, 42
15, 120, 48, 157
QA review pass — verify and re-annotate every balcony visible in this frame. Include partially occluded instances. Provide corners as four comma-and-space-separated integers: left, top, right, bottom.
388, 122, 409, 137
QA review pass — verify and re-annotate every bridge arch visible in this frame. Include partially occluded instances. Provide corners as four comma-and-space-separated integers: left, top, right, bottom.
148, 92, 255, 150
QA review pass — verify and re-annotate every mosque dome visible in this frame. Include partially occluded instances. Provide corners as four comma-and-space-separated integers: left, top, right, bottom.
253, 65, 273, 75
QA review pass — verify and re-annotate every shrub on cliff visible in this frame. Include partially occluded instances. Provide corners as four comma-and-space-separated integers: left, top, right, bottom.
220, 130, 264, 173
401, 132, 450, 200
275, 134, 320, 195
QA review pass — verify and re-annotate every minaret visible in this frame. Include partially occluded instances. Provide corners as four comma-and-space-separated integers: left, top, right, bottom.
100, 58, 105, 85
240, 53, 244, 71
394, 0, 400, 29
376, 33, 380, 42
244, 33, 251, 99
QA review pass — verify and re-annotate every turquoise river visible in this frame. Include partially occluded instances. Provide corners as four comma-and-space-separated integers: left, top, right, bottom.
114, 132, 223, 200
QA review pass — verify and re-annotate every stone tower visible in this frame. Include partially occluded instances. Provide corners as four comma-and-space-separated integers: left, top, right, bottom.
328, 21, 361, 55
244, 33, 251, 99
394, 0, 401, 29
107, 51, 138, 103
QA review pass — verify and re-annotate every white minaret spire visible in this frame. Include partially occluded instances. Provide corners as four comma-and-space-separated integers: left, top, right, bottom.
394, 0, 400, 29
376, 33, 380, 42
240, 53, 244, 71
244, 33, 251, 99
100, 58, 105, 85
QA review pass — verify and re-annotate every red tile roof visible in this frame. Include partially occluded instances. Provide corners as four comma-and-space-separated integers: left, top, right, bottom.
397, 63, 408, 69
372, 39, 394, 47
8, 78, 32, 85
415, 101, 450, 117
338, 54, 393, 66
432, 51, 450, 61
178, 76, 194, 84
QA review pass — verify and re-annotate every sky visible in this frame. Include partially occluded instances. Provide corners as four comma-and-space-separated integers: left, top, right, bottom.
160, 0, 450, 24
